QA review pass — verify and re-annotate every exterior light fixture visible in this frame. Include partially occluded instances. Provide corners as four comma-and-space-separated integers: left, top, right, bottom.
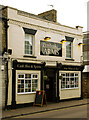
60, 39, 66, 43
8, 49, 12, 55
2, 49, 12, 61
44, 37, 51, 41
78, 43, 84, 46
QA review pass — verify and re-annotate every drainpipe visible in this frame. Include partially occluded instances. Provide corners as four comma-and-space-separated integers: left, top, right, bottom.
4, 17, 9, 109
80, 65, 84, 99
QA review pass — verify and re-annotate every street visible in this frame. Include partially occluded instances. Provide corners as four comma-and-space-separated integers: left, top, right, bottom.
10, 104, 88, 119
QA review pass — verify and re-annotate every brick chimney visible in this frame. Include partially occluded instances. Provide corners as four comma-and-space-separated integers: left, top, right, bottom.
38, 9, 57, 22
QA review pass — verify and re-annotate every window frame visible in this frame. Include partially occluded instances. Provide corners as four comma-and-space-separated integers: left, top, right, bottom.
66, 41, 73, 59
17, 73, 38, 94
61, 72, 79, 90
24, 33, 35, 56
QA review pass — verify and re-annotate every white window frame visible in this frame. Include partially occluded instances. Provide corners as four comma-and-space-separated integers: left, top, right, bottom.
61, 72, 79, 90
24, 33, 34, 56
66, 41, 73, 59
17, 73, 38, 94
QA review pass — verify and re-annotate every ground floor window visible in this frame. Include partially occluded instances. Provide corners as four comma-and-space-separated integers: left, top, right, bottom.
61, 72, 79, 89
17, 73, 38, 94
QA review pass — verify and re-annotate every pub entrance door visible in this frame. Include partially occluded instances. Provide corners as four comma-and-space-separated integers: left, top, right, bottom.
44, 69, 56, 102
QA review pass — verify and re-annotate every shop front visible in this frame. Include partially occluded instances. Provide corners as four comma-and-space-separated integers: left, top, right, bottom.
7, 59, 84, 109
10, 60, 45, 108
58, 64, 84, 100
41, 64, 84, 103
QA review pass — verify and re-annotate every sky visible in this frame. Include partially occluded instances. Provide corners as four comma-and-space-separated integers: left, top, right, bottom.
0, 0, 88, 32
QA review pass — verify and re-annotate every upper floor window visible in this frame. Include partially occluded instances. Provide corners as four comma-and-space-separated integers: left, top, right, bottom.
66, 41, 72, 58
24, 34, 34, 55
23, 27, 37, 56
65, 36, 74, 59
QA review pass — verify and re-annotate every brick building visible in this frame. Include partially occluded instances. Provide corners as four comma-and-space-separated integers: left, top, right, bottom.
0, 5, 8, 110
83, 31, 89, 98
0, 5, 84, 109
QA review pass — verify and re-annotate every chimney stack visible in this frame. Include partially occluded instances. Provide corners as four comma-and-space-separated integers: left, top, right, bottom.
38, 9, 57, 22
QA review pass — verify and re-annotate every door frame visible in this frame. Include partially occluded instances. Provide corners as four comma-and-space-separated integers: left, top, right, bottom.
42, 67, 59, 102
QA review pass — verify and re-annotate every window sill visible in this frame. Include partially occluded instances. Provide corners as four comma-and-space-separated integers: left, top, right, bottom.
23, 55, 37, 58
65, 58, 74, 61
61, 87, 79, 90
17, 92, 36, 95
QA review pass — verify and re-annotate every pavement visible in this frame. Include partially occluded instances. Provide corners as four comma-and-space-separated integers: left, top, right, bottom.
1, 98, 89, 119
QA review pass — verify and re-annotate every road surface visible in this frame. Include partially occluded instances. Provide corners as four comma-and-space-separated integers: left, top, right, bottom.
12, 104, 88, 119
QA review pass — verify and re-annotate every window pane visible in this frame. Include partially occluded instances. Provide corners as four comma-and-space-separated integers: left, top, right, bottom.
25, 49, 29, 54
25, 74, 31, 78
32, 79, 37, 84
20, 89, 24, 92
62, 78, 65, 82
66, 46, 71, 49
29, 46, 32, 50
75, 73, 78, 76
30, 51, 32, 54
66, 73, 69, 77
25, 34, 29, 39
61, 73, 65, 76
61, 82, 65, 88
66, 53, 71, 58
18, 79, 24, 93
70, 78, 74, 88
61, 78, 65, 88
29, 39, 33, 46
61, 73, 79, 89
32, 79, 38, 92
25, 41, 29, 44
18, 75, 24, 78
66, 42, 72, 58
71, 85, 74, 88
70, 73, 74, 76
66, 42, 71, 46
66, 84, 70, 88
25, 80, 31, 92
24, 34, 33, 55
75, 77, 78, 87
66, 50, 71, 58
66, 78, 70, 85
33, 74, 38, 78
66, 52, 71, 55
66, 49, 71, 53
25, 45, 29, 49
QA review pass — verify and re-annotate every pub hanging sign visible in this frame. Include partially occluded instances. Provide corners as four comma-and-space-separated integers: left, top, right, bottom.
40, 41, 62, 57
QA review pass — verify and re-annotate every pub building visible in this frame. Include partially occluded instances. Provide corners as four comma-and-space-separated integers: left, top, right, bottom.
1, 6, 84, 109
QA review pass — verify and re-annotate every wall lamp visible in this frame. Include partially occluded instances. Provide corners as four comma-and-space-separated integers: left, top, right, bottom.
60, 39, 66, 43
2, 49, 12, 62
8, 49, 12, 55
44, 37, 51, 41
78, 43, 84, 46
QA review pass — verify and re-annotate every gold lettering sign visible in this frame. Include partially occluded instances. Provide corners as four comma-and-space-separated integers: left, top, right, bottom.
16, 63, 42, 69
40, 41, 62, 57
